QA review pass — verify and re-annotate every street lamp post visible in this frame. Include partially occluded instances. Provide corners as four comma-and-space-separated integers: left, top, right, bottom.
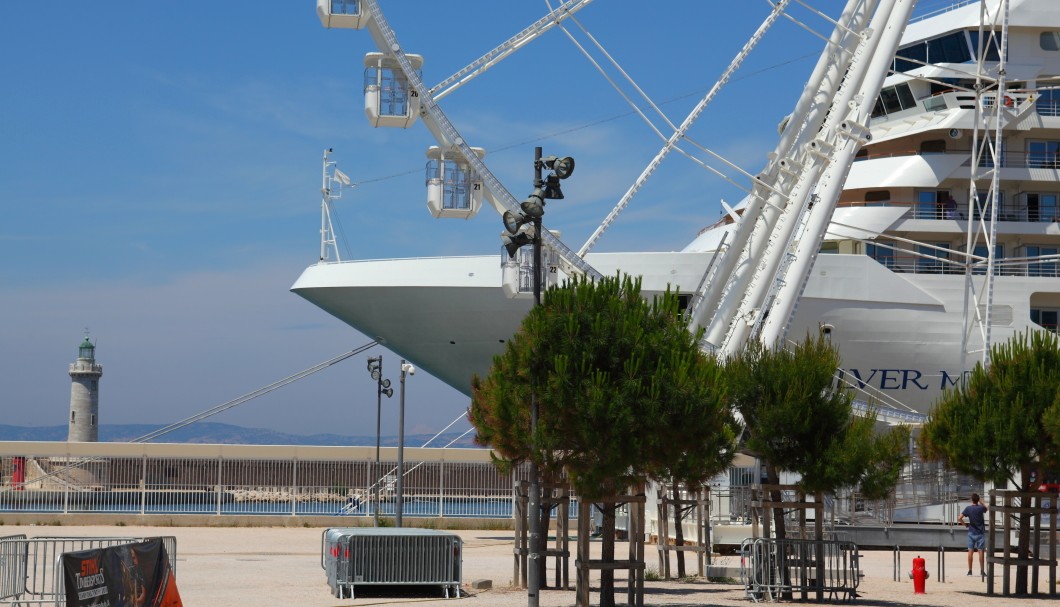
500, 147, 574, 607
396, 359, 415, 528
366, 356, 393, 526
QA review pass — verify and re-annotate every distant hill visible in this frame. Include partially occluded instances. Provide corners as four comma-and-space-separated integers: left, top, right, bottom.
0, 422, 482, 449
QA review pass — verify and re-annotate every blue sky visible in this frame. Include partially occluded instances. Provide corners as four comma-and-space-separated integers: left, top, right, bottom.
0, 1, 952, 440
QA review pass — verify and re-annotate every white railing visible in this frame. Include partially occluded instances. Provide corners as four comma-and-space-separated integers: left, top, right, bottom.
0, 445, 532, 520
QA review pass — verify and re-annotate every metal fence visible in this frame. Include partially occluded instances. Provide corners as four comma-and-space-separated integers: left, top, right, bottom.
322, 528, 461, 599
0, 535, 177, 607
0, 449, 530, 520
740, 537, 860, 602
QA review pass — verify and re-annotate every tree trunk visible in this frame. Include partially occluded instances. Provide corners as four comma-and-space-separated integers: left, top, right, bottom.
765, 464, 786, 540
765, 464, 791, 599
538, 500, 549, 589
672, 482, 686, 578
815, 491, 825, 601
601, 503, 616, 607
1016, 464, 1032, 594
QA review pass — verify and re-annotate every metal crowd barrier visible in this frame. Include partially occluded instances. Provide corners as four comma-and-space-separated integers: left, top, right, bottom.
322, 527, 461, 599
0, 535, 177, 607
740, 537, 860, 602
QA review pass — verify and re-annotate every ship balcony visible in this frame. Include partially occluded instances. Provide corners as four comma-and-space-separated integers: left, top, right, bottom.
860, 247, 1060, 278
870, 89, 1042, 125
838, 199, 1060, 223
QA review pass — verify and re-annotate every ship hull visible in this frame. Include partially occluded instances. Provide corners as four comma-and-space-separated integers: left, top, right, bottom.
292, 250, 1033, 414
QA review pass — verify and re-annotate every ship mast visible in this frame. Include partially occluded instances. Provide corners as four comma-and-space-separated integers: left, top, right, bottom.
320, 148, 345, 263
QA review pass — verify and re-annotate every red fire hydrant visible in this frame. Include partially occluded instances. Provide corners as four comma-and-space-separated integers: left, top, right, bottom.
910, 555, 929, 594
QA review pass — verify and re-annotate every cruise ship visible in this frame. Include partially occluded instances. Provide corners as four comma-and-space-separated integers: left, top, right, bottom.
293, 0, 1060, 419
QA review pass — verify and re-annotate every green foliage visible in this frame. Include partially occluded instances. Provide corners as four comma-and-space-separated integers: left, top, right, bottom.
727, 333, 909, 496
469, 273, 737, 499
921, 330, 1060, 488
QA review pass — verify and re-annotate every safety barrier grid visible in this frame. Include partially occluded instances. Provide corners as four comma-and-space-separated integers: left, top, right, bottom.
740, 537, 860, 602
322, 528, 461, 599
1, 453, 532, 520
0, 535, 176, 606
0, 535, 27, 604
891, 545, 945, 584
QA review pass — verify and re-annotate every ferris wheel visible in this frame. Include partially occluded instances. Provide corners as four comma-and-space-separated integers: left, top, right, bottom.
316, 0, 927, 354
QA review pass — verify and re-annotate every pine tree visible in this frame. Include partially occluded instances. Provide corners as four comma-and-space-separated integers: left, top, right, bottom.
921, 330, 1060, 594
727, 334, 910, 540
469, 273, 737, 606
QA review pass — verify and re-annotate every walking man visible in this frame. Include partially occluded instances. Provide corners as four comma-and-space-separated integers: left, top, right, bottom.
958, 493, 988, 577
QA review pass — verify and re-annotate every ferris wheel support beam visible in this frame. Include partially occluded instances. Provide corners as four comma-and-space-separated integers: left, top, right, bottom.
704, 0, 916, 356
687, 0, 877, 348
429, 0, 594, 101
577, 0, 795, 258
716, 0, 888, 354
360, 0, 603, 280
757, 0, 919, 347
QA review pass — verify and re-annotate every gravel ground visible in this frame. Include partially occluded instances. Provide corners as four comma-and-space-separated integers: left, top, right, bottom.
3, 524, 1055, 606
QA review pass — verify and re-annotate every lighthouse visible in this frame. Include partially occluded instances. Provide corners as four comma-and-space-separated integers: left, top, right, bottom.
68, 336, 103, 442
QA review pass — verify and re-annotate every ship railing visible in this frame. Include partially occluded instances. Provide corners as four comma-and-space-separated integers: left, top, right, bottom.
865, 254, 1060, 278
908, 0, 977, 24
838, 198, 1060, 224
1037, 98, 1060, 117
853, 147, 1060, 171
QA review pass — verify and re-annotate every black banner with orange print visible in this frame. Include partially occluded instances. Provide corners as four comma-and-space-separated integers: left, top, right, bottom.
62, 538, 182, 607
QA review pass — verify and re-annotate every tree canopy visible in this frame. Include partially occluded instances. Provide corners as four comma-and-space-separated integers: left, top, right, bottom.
726, 334, 909, 500
921, 329, 1060, 489
469, 272, 737, 499
920, 330, 1060, 594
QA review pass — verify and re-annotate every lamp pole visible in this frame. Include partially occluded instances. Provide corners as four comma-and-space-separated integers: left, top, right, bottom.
499, 147, 574, 607
366, 356, 392, 527
397, 359, 414, 528
527, 147, 544, 607
374, 372, 383, 526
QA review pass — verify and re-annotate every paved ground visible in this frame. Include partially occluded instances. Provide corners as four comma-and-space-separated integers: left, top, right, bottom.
3, 524, 1056, 606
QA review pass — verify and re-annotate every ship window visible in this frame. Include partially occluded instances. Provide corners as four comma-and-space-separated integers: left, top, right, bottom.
970, 30, 1002, 62
1041, 32, 1060, 51
1028, 140, 1060, 169
1026, 245, 1059, 277
930, 78, 959, 95
1025, 193, 1059, 222
1036, 79, 1060, 117
819, 241, 838, 254
865, 190, 890, 205
873, 84, 917, 118
920, 140, 946, 154
1031, 308, 1060, 333
917, 243, 951, 274
894, 42, 927, 72
972, 190, 1007, 220
895, 31, 972, 73
928, 32, 972, 64
971, 244, 1004, 275
917, 190, 950, 219
866, 239, 897, 269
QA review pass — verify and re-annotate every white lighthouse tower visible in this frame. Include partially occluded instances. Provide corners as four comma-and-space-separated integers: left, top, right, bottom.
68, 335, 102, 442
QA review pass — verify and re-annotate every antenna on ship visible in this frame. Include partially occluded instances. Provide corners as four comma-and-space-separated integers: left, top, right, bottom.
320, 148, 350, 263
